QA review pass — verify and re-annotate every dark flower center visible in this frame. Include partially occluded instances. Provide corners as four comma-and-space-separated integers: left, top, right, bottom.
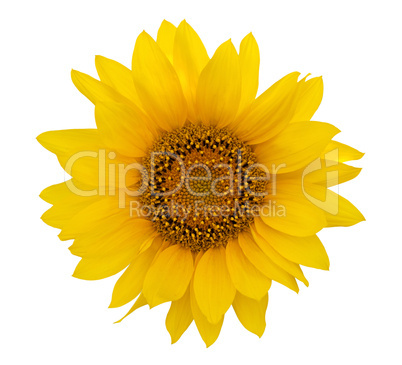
141, 124, 268, 251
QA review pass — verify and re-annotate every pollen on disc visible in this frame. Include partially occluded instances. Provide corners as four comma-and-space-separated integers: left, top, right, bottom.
140, 124, 268, 252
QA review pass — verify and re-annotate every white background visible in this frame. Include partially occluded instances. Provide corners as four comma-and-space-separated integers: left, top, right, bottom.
1, 0, 401, 364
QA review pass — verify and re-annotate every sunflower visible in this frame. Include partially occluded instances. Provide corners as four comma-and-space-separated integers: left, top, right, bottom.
38, 20, 364, 347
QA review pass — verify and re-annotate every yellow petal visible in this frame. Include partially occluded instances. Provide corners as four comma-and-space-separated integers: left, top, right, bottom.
250, 225, 309, 285
300, 182, 365, 227
68, 216, 151, 257
226, 239, 271, 300
115, 293, 148, 323
290, 76, 323, 123
255, 121, 340, 174
196, 40, 241, 128
71, 69, 131, 105
193, 246, 236, 324
261, 179, 326, 236
307, 161, 361, 187
40, 179, 92, 204
109, 236, 162, 308
238, 33, 259, 114
70, 221, 155, 279
278, 160, 361, 188
40, 181, 71, 204
173, 20, 209, 123
37, 129, 101, 158
232, 291, 268, 337
322, 141, 365, 162
95, 55, 142, 106
324, 192, 365, 227
254, 217, 329, 270
137, 235, 155, 254
190, 278, 224, 347
58, 197, 133, 241
132, 31, 187, 131
94, 101, 154, 157
238, 231, 299, 292
233, 72, 300, 144
41, 194, 99, 229
37, 129, 138, 188
156, 20, 177, 63
142, 244, 193, 307
166, 287, 193, 344
72, 249, 134, 280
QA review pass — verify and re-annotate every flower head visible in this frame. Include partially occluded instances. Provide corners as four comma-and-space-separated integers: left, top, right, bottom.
38, 20, 364, 347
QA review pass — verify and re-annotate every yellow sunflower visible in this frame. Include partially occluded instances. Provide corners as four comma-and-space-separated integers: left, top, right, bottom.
38, 20, 365, 347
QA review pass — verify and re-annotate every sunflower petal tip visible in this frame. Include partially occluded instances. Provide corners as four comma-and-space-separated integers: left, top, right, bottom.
146, 299, 158, 309
108, 299, 118, 309
255, 329, 265, 338
58, 232, 69, 241
163, 19, 175, 25
222, 38, 233, 47
36, 132, 48, 147
205, 341, 214, 348
139, 30, 148, 38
